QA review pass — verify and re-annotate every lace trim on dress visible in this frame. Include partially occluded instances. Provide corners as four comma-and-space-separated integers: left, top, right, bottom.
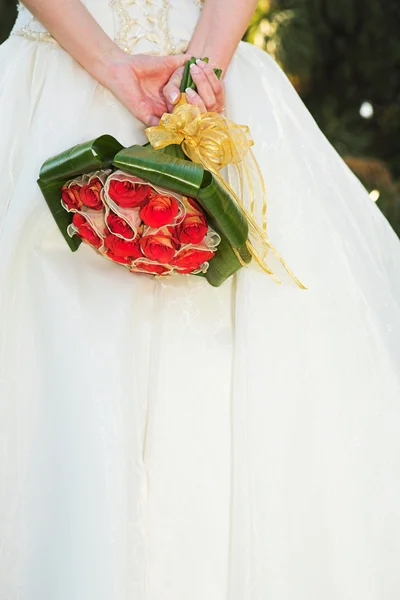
12, 2, 56, 43
12, 24, 54, 43
11, 0, 202, 55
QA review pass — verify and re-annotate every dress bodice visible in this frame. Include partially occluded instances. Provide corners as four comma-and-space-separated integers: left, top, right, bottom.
11, 0, 203, 55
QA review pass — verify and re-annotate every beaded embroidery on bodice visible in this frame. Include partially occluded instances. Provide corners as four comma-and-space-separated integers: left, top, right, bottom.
12, 0, 203, 55
110, 0, 183, 55
12, 2, 54, 42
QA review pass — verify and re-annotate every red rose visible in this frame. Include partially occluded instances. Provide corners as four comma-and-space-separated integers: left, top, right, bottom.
79, 179, 103, 210
61, 184, 82, 211
140, 227, 179, 264
104, 233, 142, 259
106, 213, 135, 238
105, 250, 131, 265
178, 214, 208, 245
72, 213, 86, 227
177, 196, 208, 244
139, 192, 179, 228
133, 261, 170, 276
72, 213, 102, 248
171, 247, 215, 271
108, 179, 150, 208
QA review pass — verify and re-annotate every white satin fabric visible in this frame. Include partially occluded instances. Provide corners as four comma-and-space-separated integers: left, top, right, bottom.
1, 2, 400, 599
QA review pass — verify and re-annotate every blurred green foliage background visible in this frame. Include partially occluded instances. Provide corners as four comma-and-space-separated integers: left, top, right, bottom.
1, 0, 399, 233
246, 0, 400, 233
0, 0, 16, 42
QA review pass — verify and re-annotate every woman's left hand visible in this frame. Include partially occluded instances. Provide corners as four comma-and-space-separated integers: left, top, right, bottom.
163, 59, 225, 113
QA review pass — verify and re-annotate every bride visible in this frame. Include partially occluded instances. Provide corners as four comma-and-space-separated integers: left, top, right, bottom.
1, 1, 400, 598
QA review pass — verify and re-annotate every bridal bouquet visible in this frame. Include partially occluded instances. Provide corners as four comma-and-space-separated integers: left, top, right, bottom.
38, 58, 304, 288
60, 168, 220, 277
38, 134, 251, 286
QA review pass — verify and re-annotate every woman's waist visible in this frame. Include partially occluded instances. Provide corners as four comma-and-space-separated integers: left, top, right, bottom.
12, 0, 202, 55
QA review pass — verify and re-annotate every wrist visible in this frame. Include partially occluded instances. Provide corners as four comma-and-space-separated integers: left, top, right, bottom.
186, 43, 230, 74
91, 43, 129, 88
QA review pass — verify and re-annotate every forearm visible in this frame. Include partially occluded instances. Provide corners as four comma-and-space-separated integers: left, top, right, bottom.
188, 0, 258, 71
22, 0, 125, 85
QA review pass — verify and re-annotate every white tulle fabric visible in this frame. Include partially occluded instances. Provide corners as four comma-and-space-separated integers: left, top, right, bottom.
1, 2, 400, 599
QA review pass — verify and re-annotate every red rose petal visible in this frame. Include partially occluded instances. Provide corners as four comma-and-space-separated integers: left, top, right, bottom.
104, 234, 142, 259
108, 180, 150, 208
140, 193, 179, 228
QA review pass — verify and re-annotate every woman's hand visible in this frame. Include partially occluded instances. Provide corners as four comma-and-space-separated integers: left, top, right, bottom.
104, 53, 190, 126
163, 60, 225, 114
21, 0, 190, 126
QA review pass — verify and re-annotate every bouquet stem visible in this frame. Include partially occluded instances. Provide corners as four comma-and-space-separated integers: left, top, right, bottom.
179, 57, 223, 94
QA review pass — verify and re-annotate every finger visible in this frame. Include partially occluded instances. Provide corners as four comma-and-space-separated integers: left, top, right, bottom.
189, 63, 217, 111
196, 60, 225, 112
163, 66, 185, 108
196, 60, 221, 96
164, 54, 191, 71
145, 114, 161, 126
138, 108, 161, 127
135, 109, 160, 127
135, 99, 164, 126
184, 87, 207, 113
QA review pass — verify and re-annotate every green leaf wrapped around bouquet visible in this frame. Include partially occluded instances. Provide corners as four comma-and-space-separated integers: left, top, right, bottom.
38, 135, 123, 251
199, 235, 252, 287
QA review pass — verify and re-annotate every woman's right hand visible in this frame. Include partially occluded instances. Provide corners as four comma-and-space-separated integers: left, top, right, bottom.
163, 60, 225, 114
104, 52, 190, 126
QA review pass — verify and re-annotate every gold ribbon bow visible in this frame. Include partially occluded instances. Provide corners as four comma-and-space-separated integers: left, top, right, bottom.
146, 102, 253, 170
145, 96, 306, 288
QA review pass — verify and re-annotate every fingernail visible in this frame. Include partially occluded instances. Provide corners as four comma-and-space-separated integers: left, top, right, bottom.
169, 90, 180, 103
196, 59, 207, 69
185, 87, 197, 98
190, 63, 200, 74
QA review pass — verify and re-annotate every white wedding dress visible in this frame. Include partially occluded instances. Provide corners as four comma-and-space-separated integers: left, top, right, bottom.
1, 2, 400, 599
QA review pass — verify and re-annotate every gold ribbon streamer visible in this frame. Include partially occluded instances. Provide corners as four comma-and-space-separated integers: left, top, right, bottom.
145, 95, 306, 289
